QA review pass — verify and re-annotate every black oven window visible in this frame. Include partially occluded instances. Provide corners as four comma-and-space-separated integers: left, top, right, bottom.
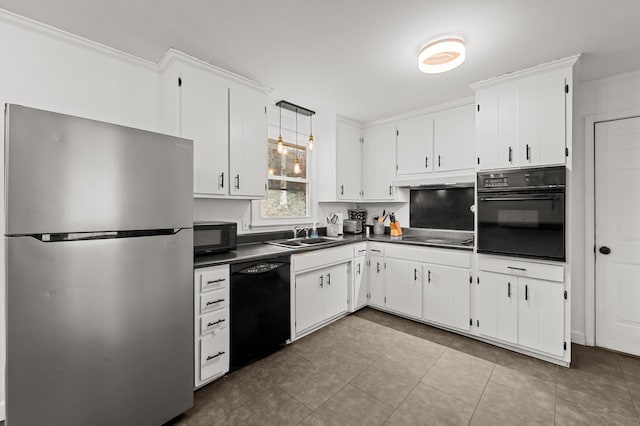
497, 210, 539, 227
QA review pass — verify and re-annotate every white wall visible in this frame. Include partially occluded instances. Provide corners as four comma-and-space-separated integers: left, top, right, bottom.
0, 10, 162, 420
570, 69, 640, 344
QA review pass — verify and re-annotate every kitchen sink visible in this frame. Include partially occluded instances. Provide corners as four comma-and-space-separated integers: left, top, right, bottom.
265, 237, 339, 248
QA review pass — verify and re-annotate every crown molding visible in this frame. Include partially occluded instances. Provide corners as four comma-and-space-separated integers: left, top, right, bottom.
0, 7, 158, 70
470, 54, 581, 91
364, 96, 475, 128
159, 48, 271, 94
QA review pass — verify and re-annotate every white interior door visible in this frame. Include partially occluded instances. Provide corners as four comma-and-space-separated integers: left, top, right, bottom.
595, 117, 640, 356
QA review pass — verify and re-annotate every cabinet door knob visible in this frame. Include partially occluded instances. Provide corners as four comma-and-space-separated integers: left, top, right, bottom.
599, 246, 611, 255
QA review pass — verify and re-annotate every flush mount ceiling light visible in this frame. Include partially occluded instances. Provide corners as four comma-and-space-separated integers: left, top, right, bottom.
418, 35, 465, 74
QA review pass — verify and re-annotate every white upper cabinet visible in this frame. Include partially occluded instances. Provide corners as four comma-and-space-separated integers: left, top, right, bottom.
336, 120, 363, 201
363, 125, 397, 200
472, 55, 578, 170
396, 116, 434, 176
159, 51, 268, 199
394, 103, 475, 182
179, 66, 228, 196
475, 89, 499, 170
433, 104, 476, 172
229, 85, 267, 198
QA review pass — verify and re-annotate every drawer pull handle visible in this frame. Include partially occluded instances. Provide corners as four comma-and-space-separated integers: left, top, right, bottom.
357, 264, 361, 275
206, 351, 225, 361
207, 319, 226, 327
507, 266, 527, 272
414, 268, 417, 281
206, 299, 225, 306
371, 249, 381, 253
327, 273, 331, 285
320, 275, 324, 288
207, 278, 226, 284
428, 270, 431, 283
507, 282, 511, 298
525, 285, 529, 301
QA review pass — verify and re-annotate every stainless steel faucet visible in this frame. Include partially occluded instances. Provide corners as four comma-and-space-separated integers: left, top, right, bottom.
293, 226, 311, 239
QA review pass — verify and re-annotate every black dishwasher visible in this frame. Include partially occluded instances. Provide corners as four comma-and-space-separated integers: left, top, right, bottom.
230, 255, 291, 371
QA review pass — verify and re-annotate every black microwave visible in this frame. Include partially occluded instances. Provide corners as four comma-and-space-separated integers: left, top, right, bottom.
194, 221, 237, 256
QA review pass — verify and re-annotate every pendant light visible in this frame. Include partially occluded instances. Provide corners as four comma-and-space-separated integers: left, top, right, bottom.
277, 103, 284, 154
308, 114, 314, 151
293, 108, 301, 174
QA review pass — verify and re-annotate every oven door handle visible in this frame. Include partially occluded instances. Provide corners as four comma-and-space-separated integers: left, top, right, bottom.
479, 196, 560, 202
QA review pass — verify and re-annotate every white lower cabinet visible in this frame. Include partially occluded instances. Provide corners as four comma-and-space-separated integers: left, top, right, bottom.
353, 255, 368, 311
292, 246, 352, 337
478, 271, 518, 344
478, 258, 566, 358
295, 269, 325, 332
423, 264, 470, 331
367, 250, 385, 308
518, 278, 565, 356
194, 264, 230, 388
384, 258, 422, 318
289, 243, 568, 366
295, 263, 349, 335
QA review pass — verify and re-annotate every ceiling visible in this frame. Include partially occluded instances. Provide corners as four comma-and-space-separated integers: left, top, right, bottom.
2, 0, 640, 122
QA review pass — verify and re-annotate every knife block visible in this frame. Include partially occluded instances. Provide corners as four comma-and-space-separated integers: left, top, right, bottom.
390, 221, 403, 236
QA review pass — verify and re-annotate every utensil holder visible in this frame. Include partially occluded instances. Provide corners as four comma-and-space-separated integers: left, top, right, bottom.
327, 224, 339, 237
373, 222, 385, 235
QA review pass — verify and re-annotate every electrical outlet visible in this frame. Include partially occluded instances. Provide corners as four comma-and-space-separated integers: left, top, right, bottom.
242, 219, 250, 231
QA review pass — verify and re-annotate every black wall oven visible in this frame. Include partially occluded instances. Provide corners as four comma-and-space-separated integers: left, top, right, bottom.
477, 166, 566, 261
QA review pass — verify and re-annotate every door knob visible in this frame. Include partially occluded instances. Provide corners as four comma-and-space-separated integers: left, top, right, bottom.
599, 246, 611, 255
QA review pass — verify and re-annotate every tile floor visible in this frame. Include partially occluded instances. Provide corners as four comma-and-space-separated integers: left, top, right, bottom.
174, 308, 640, 425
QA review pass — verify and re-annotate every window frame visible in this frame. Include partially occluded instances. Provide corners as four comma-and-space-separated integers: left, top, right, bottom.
251, 137, 312, 228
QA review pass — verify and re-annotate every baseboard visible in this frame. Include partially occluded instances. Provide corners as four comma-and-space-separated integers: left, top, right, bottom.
571, 331, 587, 345
0, 399, 5, 421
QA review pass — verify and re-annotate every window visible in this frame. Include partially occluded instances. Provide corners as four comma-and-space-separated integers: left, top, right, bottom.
258, 138, 309, 219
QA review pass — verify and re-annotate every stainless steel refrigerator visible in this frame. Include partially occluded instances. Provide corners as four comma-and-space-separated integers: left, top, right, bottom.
4, 105, 194, 425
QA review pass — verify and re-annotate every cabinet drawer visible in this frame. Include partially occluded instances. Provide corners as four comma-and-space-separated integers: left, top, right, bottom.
198, 267, 229, 293
353, 243, 368, 257
479, 256, 564, 283
368, 243, 385, 256
200, 330, 229, 381
200, 310, 228, 336
200, 289, 227, 314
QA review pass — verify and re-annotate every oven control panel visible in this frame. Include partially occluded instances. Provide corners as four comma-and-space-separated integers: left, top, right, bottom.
478, 166, 566, 191
483, 177, 508, 187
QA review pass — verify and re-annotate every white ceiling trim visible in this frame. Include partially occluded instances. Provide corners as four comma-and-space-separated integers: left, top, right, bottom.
0, 7, 158, 70
364, 96, 475, 128
470, 54, 581, 90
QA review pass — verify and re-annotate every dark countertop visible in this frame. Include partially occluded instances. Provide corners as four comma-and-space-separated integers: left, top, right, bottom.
194, 232, 473, 269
